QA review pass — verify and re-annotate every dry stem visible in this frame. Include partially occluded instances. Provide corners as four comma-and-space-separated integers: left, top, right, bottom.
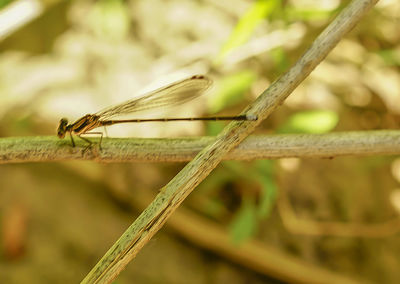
0, 130, 399, 164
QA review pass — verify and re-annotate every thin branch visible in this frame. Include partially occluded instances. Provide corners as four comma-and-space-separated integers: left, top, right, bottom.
82, 1, 380, 283
126, 186, 361, 284
1, 130, 399, 164
278, 189, 400, 238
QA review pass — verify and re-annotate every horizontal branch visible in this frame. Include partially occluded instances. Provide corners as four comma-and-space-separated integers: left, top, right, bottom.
1, 130, 399, 164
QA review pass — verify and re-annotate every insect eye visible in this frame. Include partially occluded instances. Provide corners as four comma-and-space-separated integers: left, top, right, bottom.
57, 118, 68, 138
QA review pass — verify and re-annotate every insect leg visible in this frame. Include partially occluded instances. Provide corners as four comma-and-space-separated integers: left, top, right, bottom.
79, 132, 104, 151
69, 131, 76, 147
103, 126, 109, 138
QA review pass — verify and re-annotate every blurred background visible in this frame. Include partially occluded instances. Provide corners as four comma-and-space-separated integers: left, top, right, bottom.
0, 0, 400, 283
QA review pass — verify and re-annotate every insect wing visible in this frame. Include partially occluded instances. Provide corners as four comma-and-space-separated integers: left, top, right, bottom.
96, 75, 212, 120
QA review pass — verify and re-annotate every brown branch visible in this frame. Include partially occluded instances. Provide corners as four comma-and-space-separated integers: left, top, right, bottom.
278, 188, 400, 238
1, 130, 399, 164
126, 187, 361, 284
81, 1, 380, 283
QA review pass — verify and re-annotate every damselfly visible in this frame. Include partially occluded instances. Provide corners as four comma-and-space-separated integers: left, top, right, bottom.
57, 75, 257, 148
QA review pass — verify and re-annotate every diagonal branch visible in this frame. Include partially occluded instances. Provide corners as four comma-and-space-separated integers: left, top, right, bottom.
1, 130, 399, 164
81, 1, 380, 283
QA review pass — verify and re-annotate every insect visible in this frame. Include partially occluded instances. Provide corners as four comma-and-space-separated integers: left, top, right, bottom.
57, 75, 257, 149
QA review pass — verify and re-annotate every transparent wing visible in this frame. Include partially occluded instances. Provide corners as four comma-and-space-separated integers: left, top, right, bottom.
96, 75, 212, 120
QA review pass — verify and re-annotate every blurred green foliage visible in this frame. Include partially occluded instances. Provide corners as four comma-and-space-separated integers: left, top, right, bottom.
216, 0, 281, 64
216, 160, 277, 244
206, 70, 257, 136
207, 70, 257, 114
270, 47, 290, 73
88, 0, 130, 40
229, 196, 258, 245
253, 160, 277, 218
279, 110, 339, 134
286, 6, 338, 21
206, 121, 225, 137
378, 49, 400, 66
0, 0, 13, 9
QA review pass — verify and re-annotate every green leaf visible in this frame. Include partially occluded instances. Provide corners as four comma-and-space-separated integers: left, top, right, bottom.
279, 110, 339, 134
217, 0, 280, 63
270, 47, 290, 73
229, 197, 257, 245
254, 159, 274, 175
254, 160, 277, 218
258, 176, 277, 218
208, 71, 256, 113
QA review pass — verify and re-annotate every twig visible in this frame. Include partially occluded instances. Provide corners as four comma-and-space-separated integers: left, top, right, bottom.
1, 130, 399, 164
82, 0, 379, 283
125, 186, 362, 284
278, 189, 400, 238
